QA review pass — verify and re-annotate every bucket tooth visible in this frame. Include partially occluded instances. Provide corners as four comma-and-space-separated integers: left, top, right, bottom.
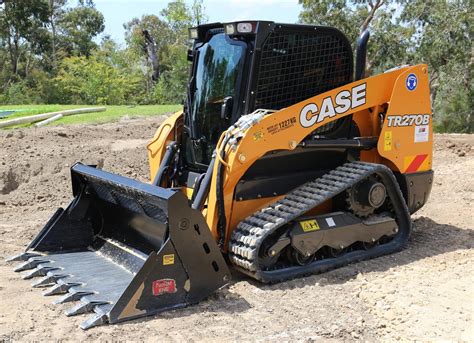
21, 267, 43, 280
13, 258, 49, 272
53, 290, 94, 305
65, 301, 107, 317
6, 252, 41, 262
42, 282, 79, 296
31, 274, 66, 288
22, 266, 57, 280
80, 313, 108, 330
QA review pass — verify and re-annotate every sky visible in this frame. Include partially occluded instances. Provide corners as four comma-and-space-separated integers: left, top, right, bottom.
94, 0, 302, 44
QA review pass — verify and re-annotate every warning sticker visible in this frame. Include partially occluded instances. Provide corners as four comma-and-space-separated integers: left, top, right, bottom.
299, 220, 320, 232
152, 279, 177, 296
163, 254, 175, 265
325, 217, 336, 227
414, 125, 429, 143
384, 131, 392, 151
404, 154, 428, 173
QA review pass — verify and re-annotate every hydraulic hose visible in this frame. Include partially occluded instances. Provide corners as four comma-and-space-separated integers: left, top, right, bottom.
191, 156, 216, 211
152, 141, 178, 187
216, 134, 232, 247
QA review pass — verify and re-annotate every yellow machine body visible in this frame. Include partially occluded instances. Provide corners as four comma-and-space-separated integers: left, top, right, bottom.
147, 64, 433, 247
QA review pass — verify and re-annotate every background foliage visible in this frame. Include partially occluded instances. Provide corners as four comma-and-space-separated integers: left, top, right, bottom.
0, 0, 471, 132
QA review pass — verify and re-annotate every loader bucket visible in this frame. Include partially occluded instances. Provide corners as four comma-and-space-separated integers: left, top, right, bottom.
6, 163, 230, 329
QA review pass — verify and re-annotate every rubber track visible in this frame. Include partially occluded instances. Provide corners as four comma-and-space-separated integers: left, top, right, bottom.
228, 161, 411, 283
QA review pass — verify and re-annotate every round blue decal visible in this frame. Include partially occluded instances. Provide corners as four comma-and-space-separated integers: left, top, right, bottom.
406, 73, 418, 91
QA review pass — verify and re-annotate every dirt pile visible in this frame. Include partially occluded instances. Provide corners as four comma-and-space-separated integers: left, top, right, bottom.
0, 119, 472, 341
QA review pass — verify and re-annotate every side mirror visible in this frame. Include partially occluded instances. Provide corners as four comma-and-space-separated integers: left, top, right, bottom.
187, 49, 194, 62
221, 96, 233, 120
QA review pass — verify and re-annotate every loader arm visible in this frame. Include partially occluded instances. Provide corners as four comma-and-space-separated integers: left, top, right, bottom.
206, 64, 432, 247
147, 110, 184, 180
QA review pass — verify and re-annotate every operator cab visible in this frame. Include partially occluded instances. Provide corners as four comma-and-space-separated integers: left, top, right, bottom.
183, 21, 354, 174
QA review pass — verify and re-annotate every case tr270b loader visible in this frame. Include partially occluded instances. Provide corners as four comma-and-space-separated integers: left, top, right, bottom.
7, 21, 434, 329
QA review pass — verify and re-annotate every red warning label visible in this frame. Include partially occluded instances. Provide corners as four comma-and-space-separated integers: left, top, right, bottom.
152, 279, 177, 296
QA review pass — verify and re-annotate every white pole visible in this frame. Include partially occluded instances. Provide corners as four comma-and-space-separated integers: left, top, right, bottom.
0, 107, 106, 129
34, 114, 64, 127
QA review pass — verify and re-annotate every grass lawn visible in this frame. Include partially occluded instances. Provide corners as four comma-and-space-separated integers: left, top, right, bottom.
0, 104, 181, 127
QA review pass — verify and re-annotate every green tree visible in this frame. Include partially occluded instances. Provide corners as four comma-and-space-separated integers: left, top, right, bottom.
299, 0, 407, 73
398, 2, 471, 89
55, 52, 139, 105
299, 0, 472, 133
191, 0, 206, 26
124, 14, 174, 85
124, 0, 208, 104
398, 0, 472, 132
58, 0, 105, 57
0, 0, 50, 76
298, 0, 394, 43
0, 0, 106, 104
46, 0, 67, 71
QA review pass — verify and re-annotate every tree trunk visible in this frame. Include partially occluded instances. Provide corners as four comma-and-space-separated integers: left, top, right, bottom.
360, 0, 384, 33
25, 54, 30, 77
12, 35, 19, 75
49, 0, 57, 71
4, 2, 19, 75
359, 0, 385, 76
142, 30, 160, 82
429, 73, 439, 105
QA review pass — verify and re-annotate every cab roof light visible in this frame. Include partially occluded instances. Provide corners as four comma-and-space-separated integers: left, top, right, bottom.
225, 23, 235, 35
225, 22, 256, 35
189, 28, 198, 40
237, 22, 253, 33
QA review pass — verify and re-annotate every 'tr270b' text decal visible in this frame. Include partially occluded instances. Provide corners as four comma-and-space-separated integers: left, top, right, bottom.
386, 114, 430, 127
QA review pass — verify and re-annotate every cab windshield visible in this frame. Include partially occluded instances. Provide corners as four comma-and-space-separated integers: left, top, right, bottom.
187, 33, 246, 167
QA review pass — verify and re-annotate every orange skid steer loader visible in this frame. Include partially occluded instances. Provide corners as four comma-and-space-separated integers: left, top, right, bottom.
7, 21, 433, 329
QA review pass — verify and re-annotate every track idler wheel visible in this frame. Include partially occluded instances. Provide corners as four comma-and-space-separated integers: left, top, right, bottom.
259, 252, 280, 270
326, 246, 348, 258
287, 248, 315, 266
361, 239, 380, 250
347, 177, 387, 217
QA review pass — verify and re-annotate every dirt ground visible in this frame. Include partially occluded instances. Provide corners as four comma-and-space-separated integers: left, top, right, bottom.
0, 116, 472, 342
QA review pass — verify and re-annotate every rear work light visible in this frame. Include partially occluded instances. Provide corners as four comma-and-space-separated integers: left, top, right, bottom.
225, 22, 256, 35
237, 22, 253, 33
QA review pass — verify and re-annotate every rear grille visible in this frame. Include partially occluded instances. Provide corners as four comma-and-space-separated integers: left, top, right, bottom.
255, 30, 352, 112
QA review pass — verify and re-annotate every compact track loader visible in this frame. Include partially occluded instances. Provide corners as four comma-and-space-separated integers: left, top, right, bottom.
7, 21, 434, 329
